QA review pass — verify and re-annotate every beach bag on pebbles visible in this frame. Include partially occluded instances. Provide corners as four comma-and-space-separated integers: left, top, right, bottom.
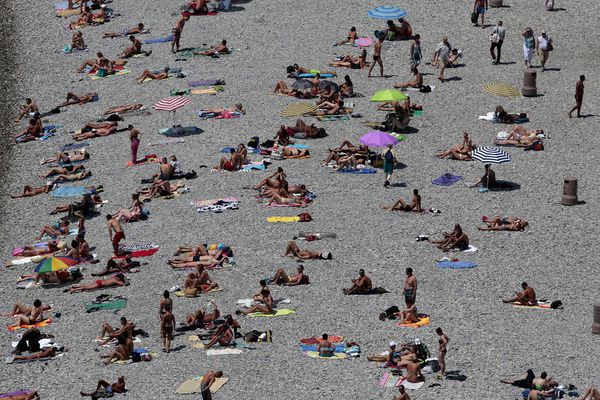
298, 212, 312, 222
471, 11, 478, 23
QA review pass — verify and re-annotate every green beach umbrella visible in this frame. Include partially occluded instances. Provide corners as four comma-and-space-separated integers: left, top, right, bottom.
370, 89, 408, 102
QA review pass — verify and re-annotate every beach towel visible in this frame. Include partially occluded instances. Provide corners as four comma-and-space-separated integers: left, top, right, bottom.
191, 197, 239, 208
174, 377, 229, 394
193, 197, 239, 213
483, 82, 521, 98
452, 245, 478, 253
241, 162, 266, 171
267, 216, 300, 223
7, 319, 52, 332
511, 301, 552, 310
247, 309, 295, 318
144, 35, 173, 44
436, 261, 476, 269
51, 186, 91, 198
280, 102, 318, 117
188, 79, 225, 87
432, 173, 462, 186
395, 314, 430, 328
297, 73, 335, 78
206, 348, 243, 356
0, 391, 35, 398
158, 126, 202, 137
315, 114, 350, 121
190, 87, 221, 95
85, 298, 127, 312
60, 142, 88, 152
88, 68, 130, 80
337, 167, 377, 174
127, 154, 159, 166
111, 243, 159, 259
406, 85, 436, 92
300, 344, 346, 353
13, 241, 63, 257
305, 351, 347, 360
40, 227, 79, 240
198, 111, 242, 119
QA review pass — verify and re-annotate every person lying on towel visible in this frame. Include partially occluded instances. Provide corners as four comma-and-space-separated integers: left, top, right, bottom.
254, 167, 287, 190
184, 300, 220, 329
194, 39, 230, 57
330, 50, 367, 69
103, 104, 143, 115
18, 265, 82, 287
377, 97, 422, 112
503, 282, 538, 306
168, 249, 229, 269
41, 164, 86, 179
202, 103, 245, 115
11, 346, 58, 362
68, 6, 93, 30
429, 223, 469, 252
80, 376, 126, 399
66, 273, 127, 294
343, 269, 372, 294
59, 92, 99, 108
436, 132, 473, 160
266, 191, 307, 206
479, 215, 529, 231
310, 92, 345, 116
137, 178, 185, 200
286, 64, 337, 78
183, 265, 219, 294
261, 182, 309, 202
283, 240, 331, 260
103, 23, 145, 38
93, 258, 141, 277
16, 240, 63, 257
8, 299, 46, 329
10, 183, 53, 198
41, 149, 90, 165
137, 67, 170, 84
322, 140, 370, 165
270, 264, 309, 286
494, 125, 544, 147
367, 341, 419, 365
77, 51, 114, 73
73, 126, 117, 141
275, 120, 326, 144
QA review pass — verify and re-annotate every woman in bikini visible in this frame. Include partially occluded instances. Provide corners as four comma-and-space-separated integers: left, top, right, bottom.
204, 315, 239, 348
253, 167, 286, 190
8, 299, 45, 329
35, 219, 71, 240
40, 164, 86, 179
136, 67, 170, 84
330, 50, 367, 69
67, 273, 127, 293
41, 149, 89, 165
479, 216, 529, 231
436, 327, 449, 378
397, 300, 419, 324
112, 193, 144, 223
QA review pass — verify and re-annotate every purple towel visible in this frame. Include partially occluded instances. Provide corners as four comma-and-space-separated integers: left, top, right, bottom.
432, 173, 462, 186
1, 391, 33, 398
188, 80, 219, 87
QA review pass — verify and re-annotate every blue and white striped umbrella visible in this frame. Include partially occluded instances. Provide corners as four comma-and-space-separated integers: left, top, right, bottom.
471, 147, 511, 164
368, 6, 408, 19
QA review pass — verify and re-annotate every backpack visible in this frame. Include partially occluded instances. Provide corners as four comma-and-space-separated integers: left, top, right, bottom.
470, 11, 478, 23
297, 212, 312, 222
419, 85, 432, 93
384, 150, 395, 163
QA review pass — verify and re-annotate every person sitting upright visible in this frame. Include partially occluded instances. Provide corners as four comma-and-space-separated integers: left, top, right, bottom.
270, 264, 310, 286
335, 27, 358, 46
137, 67, 170, 84
503, 282, 537, 306
381, 189, 422, 212
212, 148, 242, 172
317, 334, 334, 357
429, 223, 470, 252
343, 269, 373, 294
394, 67, 423, 89
120, 35, 143, 58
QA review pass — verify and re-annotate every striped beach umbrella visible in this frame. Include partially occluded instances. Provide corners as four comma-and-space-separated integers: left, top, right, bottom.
471, 147, 511, 164
483, 82, 521, 98
153, 96, 192, 112
280, 102, 317, 117
34, 256, 78, 273
368, 6, 408, 19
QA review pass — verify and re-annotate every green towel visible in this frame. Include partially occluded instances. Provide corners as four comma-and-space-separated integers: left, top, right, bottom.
85, 299, 127, 313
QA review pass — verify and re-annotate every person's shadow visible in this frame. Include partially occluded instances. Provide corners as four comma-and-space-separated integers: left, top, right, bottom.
445, 370, 468, 382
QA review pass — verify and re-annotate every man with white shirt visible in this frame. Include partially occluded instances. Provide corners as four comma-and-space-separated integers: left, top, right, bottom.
537, 30, 552, 71
490, 20, 506, 64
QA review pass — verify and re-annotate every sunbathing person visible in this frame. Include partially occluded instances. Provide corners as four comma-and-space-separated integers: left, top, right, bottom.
168, 250, 228, 269
266, 192, 307, 207
183, 265, 219, 293
282, 119, 327, 140
185, 0, 208, 14
12, 346, 58, 362
49, 170, 92, 185
120, 35, 143, 58
270, 80, 309, 98
394, 67, 423, 89
15, 98, 39, 122
212, 148, 242, 172
271, 264, 310, 286
330, 50, 368, 69
41, 149, 90, 165
202, 103, 245, 114
92, 258, 140, 276
174, 242, 230, 258
395, 360, 425, 383
137, 67, 170, 84
67, 273, 127, 293
49, 193, 102, 218
59, 92, 98, 108
68, 6, 93, 29
204, 315, 240, 348
70, 31, 86, 50
103, 23, 145, 38
8, 299, 46, 329
317, 334, 334, 357
185, 300, 220, 329
280, 146, 310, 158
35, 219, 71, 240
580, 386, 600, 400
0, 391, 40, 400
398, 300, 419, 324
41, 164, 86, 179
436, 132, 474, 160
479, 216, 529, 231
494, 125, 544, 147
80, 377, 126, 400
112, 193, 144, 222
286, 64, 336, 77
18, 241, 62, 257
13, 118, 43, 142
311, 93, 345, 115
367, 341, 401, 363
195, 39, 230, 56
11, 183, 53, 198
381, 189, 422, 212
469, 164, 496, 188
503, 282, 537, 306
343, 269, 373, 294
330, 154, 368, 171
253, 167, 287, 190
335, 27, 358, 46
138, 179, 185, 200
429, 223, 470, 252
283, 240, 332, 260
103, 104, 144, 115
73, 126, 118, 141
238, 286, 274, 316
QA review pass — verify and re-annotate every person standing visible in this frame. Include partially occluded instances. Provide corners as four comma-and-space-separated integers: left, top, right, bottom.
383, 144, 396, 188
522, 27, 536, 68
403, 268, 417, 306
544, 0, 554, 11
473, 0, 488, 28
436, 327, 449, 379
409, 34, 422, 70
160, 304, 175, 353
537, 30, 552, 71
171, 14, 189, 53
568, 75, 585, 118
433, 36, 451, 82
368, 35, 384, 78
107, 214, 125, 255
129, 125, 143, 164
200, 371, 223, 400
490, 20, 506, 64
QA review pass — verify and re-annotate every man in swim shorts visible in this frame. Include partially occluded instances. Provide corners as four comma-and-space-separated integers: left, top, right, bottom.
106, 215, 125, 255
200, 370, 223, 400
80, 376, 126, 400
503, 282, 537, 306
343, 269, 373, 294
473, 0, 488, 27
403, 268, 417, 306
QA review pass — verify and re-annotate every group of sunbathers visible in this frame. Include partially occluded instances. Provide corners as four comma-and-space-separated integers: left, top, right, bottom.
253, 168, 312, 206
322, 140, 372, 170
274, 120, 327, 145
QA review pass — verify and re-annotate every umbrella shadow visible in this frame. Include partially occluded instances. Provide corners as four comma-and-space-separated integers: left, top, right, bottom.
543, 67, 561, 71
489, 180, 521, 192
443, 76, 463, 82
394, 126, 419, 134
445, 370, 468, 382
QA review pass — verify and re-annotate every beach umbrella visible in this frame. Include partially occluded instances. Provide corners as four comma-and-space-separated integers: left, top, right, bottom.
471, 146, 511, 164
359, 130, 398, 148
280, 102, 318, 117
291, 79, 312, 90
483, 82, 521, 98
370, 89, 408, 102
318, 80, 340, 92
34, 256, 78, 274
152, 96, 192, 112
356, 37, 373, 48
368, 5, 408, 19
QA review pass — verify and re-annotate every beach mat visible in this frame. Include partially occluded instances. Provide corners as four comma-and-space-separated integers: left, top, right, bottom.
300, 344, 346, 353
7, 319, 52, 332
315, 114, 350, 122
144, 35, 173, 44
247, 309, 295, 318
511, 301, 552, 310
267, 216, 300, 223
435, 261, 476, 269
395, 314, 430, 328
280, 102, 317, 117
85, 299, 127, 312
300, 336, 344, 345
89, 69, 130, 80
432, 173, 462, 186
206, 348, 243, 356
158, 126, 202, 137
111, 244, 159, 259
298, 73, 335, 78
51, 186, 92, 198
188, 79, 224, 87
337, 167, 377, 174
305, 351, 346, 359
483, 82, 521, 98
174, 376, 229, 394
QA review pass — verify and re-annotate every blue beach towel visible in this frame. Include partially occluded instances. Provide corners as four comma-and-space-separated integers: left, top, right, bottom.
241, 163, 266, 171
300, 344, 346, 353
51, 186, 91, 198
436, 261, 476, 269
337, 167, 377, 174
144, 35, 174, 44
60, 142, 88, 152
432, 173, 462, 186
298, 73, 335, 78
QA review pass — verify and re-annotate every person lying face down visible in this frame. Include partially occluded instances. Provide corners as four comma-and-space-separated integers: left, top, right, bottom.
343, 269, 373, 294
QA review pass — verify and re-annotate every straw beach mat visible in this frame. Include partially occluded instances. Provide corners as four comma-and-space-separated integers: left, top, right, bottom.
174, 376, 229, 394
280, 102, 317, 117
483, 82, 521, 98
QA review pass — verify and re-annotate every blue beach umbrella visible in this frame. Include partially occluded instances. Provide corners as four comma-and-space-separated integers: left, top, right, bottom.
368, 6, 408, 19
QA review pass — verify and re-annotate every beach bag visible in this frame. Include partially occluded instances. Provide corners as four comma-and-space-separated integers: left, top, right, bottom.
470, 11, 478, 23
248, 136, 259, 148
297, 212, 312, 222
490, 33, 501, 43
547, 40, 553, 51
550, 300, 563, 309
384, 149, 395, 163
419, 85, 432, 93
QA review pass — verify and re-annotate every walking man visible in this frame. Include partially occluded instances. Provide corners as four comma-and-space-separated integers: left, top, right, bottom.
368, 35, 384, 78
383, 144, 396, 188
569, 75, 585, 118
107, 214, 125, 255
490, 20, 506, 64
473, 0, 488, 27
